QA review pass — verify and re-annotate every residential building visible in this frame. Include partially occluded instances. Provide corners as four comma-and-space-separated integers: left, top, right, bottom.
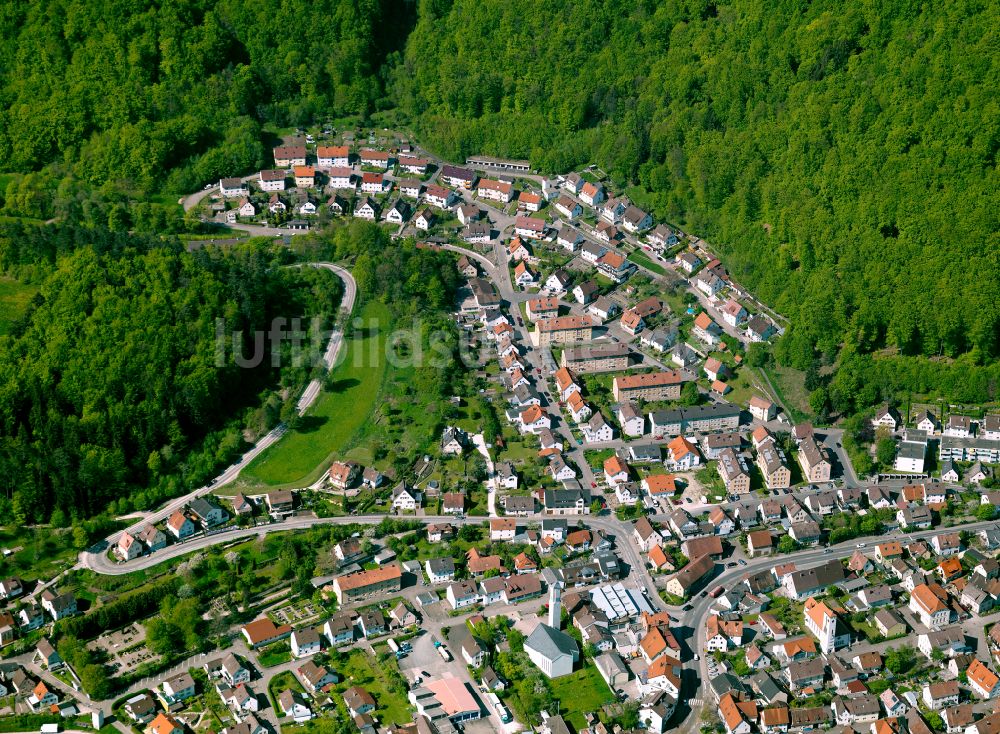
923, 681, 960, 710
533, 315, 596, 346
560, 343, 631, 373
756, 438, 791, 489
798, 437, 832, 482
613, 371, 684, 402
749, 396, 776, 422
718, 449, 751, 494
273, 145, 306, 167
439, 165, 477, 188
664, 554, 714, 598
40, 590, 76, 621
909, 583, 950, 628
316, 145, 350, 168
219, 178, 248, 198
291, 628, 322, 658
160, 672, 196, 705
968, 659, 1000, 699
330, 564, 402, 604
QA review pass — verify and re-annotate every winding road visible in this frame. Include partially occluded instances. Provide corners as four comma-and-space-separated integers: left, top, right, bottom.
78, 263, 356, 567
66, 226, 995, 734
671, 517, 1000, 733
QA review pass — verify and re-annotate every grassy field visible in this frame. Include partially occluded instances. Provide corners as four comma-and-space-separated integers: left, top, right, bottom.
0, 525, 91, 582
330, 649, 411, 725
256, 641, 292, 667
628, 249, 667, 276
0, 276, 38, 335
548, 665, 614, 730
241, 301, 390, 487
762, 363, 811, 423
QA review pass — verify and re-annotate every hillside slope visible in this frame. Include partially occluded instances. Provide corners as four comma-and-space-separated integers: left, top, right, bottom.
0, 0, 996, 414
396, 0, 1000, 381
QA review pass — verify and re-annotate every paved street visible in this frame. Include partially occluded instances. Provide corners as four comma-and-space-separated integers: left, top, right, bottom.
64, 176, 997, 734
74, 264, 355, 568
672, 516, 1000, 733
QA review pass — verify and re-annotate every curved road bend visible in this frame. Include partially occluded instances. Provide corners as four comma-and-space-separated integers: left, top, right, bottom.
674, 517, 1000, 733
81, 264, 356, 556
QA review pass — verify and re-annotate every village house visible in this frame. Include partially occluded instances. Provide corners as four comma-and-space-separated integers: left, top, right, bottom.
968, 659, 1000, 699
584, 412, 615, 443
440, 165, 477, 188
353, 197, 378, 220
749, 395, 776, 422
797, 436, 832, 482
254, 170, 286, 195
514, 216, 546, 239
909, 583, 950, 628
665, 435, 701, 470
273, 145, 306, 167
518, 191, 542, 212
317, 145, 350, 168
385, 199, 411, 224
693, 311, 724, 345
360, 149, 391, 169
478, 178, 514, 203
648, 224, 679, 250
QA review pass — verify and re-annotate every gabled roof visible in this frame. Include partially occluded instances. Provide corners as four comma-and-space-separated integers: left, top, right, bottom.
911, 583, 947, 614
968, 659, 999, 692
525, 623, 578, 660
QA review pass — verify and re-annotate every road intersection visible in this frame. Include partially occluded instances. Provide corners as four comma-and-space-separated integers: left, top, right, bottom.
71, 246, 996, 734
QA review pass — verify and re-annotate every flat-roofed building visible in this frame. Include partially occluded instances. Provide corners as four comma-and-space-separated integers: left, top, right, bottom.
466, 155, 531, 173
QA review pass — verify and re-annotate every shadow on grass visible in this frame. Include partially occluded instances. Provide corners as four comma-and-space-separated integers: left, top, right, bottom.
326, 378, 361, 393
295, 415, 329, 433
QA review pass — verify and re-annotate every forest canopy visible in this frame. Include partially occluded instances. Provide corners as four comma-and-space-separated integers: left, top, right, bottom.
394, 0, 1000, 376
0, 0, 997, 412
0, 227, 342, 522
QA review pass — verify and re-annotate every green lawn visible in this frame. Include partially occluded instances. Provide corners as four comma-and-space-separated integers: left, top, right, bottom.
268, 670, 304, 710
762, 364, 810, 423
0, 276, 38, 335
330, 649, 412, 725
241, 301, 390, 486
628, 249, 667, 276
256, 641, 292, 667
548, 665, 614, 730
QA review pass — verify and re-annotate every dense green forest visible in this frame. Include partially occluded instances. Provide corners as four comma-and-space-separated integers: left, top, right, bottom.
0, 0, 411, 203
0, 0, 997, 419
0, 225, 341, 522
394, 0, 1000, 407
